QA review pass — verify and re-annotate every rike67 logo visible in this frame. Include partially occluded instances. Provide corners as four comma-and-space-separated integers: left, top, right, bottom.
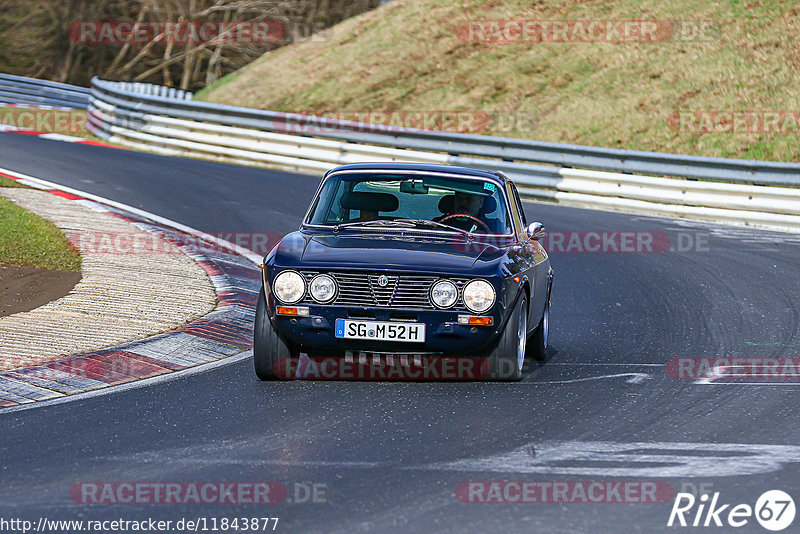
668, 490, 795, 531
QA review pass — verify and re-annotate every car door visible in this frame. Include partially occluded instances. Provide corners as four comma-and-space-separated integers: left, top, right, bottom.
507, 181, 549, 329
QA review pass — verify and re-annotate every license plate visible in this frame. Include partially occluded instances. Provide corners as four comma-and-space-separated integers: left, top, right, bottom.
335, 319, 425, 342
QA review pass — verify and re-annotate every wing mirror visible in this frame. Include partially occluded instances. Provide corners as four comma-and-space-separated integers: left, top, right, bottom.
526, 222, 546, 240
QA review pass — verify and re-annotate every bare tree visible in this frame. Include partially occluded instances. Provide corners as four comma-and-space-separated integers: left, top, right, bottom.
0, 0, 379, 89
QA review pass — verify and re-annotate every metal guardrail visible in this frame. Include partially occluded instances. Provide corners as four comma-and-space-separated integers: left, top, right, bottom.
88, 77, 800, 187
0, 74, 91, 109
86, 76, 800, 233
112, 81, 193, 100
5, 75, 798, 232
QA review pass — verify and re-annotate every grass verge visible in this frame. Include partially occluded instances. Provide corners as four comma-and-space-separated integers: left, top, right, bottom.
0, 192, 81, 271
0, 176, 26, 188
197, 0, 800, 162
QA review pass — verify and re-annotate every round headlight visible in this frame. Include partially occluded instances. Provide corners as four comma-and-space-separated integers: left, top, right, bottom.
310, 274, 337, 303
273, 270, 305, 304
463, 279, 495, 313
430, 279, 458, 309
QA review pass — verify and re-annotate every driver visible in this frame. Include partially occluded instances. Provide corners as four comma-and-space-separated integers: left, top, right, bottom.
435, 191, 487, 231
452, 191, 483, 217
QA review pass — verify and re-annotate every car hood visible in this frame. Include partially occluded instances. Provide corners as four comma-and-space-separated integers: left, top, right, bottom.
272, 231, 508, 275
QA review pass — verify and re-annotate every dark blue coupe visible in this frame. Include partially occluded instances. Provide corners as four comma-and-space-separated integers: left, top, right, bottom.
255, 163, 553, 380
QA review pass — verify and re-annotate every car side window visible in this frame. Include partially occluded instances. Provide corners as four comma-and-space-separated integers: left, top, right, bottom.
505, 181, 525, 237
510, 182, 527, 227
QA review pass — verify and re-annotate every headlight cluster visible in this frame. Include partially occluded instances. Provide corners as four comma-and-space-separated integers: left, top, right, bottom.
273, 270, 496, 313
431, 278, 495, 313
273, 271, 306, 304
273, 271, 339, 304
431, 280, 458, 309
309, 274, 337, 303
462, 279, 495, 313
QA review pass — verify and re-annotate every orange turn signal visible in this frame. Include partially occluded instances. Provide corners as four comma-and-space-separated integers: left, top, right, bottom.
458, 315, 493, 326
277, 306, 309, 317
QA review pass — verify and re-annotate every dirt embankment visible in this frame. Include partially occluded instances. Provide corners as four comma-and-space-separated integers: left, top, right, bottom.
0, 264, 81, 317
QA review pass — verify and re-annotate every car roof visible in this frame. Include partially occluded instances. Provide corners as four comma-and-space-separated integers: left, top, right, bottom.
325, 163, 508, 184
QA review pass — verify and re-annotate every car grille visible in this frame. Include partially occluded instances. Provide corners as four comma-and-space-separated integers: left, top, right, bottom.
299, 271, 471, 311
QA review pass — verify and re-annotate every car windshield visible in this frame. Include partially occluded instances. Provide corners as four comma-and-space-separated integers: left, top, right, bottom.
305, 172, 513, 235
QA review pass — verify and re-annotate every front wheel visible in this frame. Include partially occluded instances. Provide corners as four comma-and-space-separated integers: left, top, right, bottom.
485, 295, 526, 381
254, 288, 299, 380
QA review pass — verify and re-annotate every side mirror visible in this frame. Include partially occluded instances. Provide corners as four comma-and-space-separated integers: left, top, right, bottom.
526, 222, 546, 240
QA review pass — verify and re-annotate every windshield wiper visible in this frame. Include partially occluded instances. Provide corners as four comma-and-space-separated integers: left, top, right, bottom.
389, 218, 471, 236
333, 219, 412, 232
333, 218, 473, 239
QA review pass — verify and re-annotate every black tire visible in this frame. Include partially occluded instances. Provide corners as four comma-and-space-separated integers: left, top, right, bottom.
254, 287, 299, 380
527, 300, 549, 362
485, 295, 526, 381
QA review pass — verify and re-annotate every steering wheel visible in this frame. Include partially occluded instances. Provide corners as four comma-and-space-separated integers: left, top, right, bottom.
439, 213, 490, 233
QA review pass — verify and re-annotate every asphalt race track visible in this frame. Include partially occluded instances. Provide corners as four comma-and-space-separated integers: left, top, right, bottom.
2, 133, 800, 533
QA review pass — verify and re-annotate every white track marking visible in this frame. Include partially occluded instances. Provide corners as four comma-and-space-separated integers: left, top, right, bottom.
527, 372, 652, 384
84, 439, 800, 478
416, 441, 800, 478
546, 363, 665, 366
695, 381, 800, 387
694, 363, 800, 386
37, 133, 84, 143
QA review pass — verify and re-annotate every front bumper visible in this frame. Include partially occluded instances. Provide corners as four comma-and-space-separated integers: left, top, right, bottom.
269, 301, 505, 355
